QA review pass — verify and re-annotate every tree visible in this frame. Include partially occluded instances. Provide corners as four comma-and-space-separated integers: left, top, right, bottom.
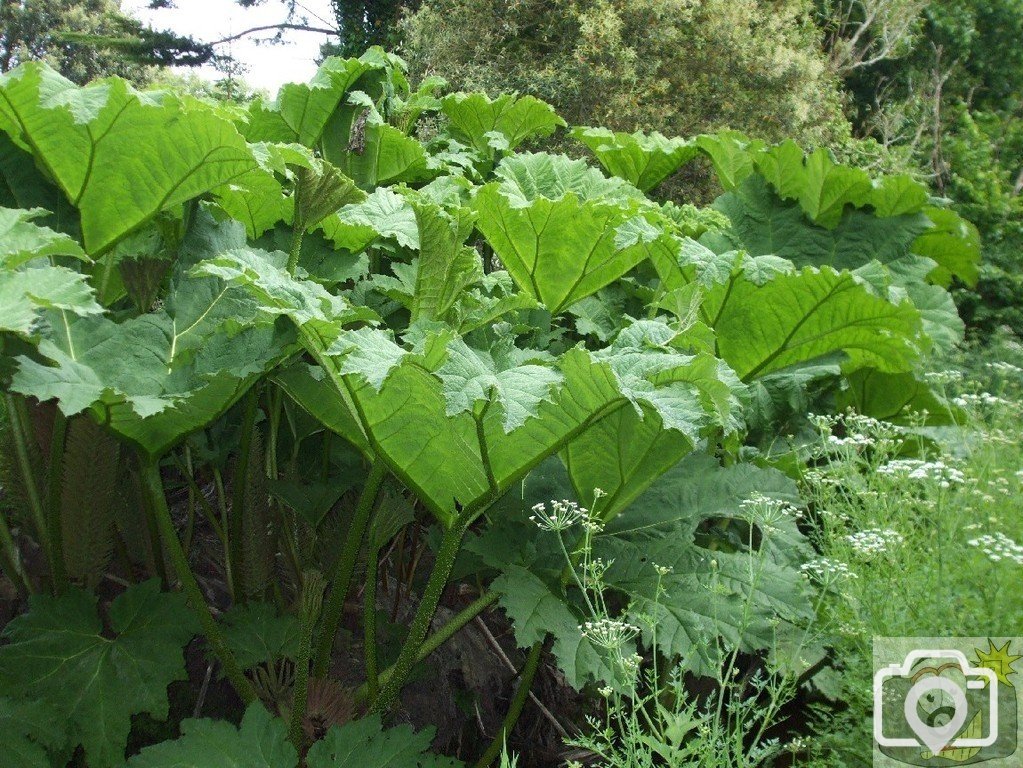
399, 0, 849, 148
0, 0, 213, 85
816, 0, 929, 75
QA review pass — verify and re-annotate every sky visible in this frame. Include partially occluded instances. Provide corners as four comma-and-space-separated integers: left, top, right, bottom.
124, 0, 338, 94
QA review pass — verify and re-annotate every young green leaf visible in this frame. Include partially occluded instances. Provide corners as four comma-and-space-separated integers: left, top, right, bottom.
221, 602, 302, 671
244, 55, 379, 147
306, 714, 463, 768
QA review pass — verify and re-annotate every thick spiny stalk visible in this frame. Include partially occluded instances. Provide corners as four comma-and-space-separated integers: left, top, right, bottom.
474, 641, 543, 768
371, 514, 474, 713
354, 589, 499, 706
363, 540, 381, 705
139, 455, 256, 704
289, 571, 324, 749
228, 388, 259, 601
45, 409, 68, 593
312, 460, 387, 676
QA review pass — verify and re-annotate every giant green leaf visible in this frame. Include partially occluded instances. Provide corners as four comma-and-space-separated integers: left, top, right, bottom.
836, 368, 961, 425
572, 127, 698, 192
202, 254, 741, 524
596, 454, 814, 675
704, 265, 924, 381
12, 227, 293, 455
0, 698, 66, 768
0, 581, 198, 768
0, 264, 101, 336
0, 206, 84, 267
324, 96, 435, 190
244, 56, 377, 147
0, 64, 257, 254
408, 201, 484, 322
474, 153, 651, 313
912, 205, 981, 287
490, 564, 621, 689
712, 176, 932, 269
0, 207, 100, 336
440, 92, 564, 155
436, 337, 562, 431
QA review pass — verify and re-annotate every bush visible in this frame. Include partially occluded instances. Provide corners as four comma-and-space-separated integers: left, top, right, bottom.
400, 0, 850, 146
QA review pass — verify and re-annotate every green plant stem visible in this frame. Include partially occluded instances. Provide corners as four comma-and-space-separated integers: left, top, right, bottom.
312, 460, 387, 677
354, 589, 499, 706
363, 541, 381, 706
140, 464, 169, 587
0, 512, 31, 596
372, 516, 473, 713
289, 573, 323, 750
138, 455, 256, 704
44, 409, 68, 593
473, 641, 543, 768
4, 394, 47, 556
287, 189, 305, 274
229, 388, 259, 601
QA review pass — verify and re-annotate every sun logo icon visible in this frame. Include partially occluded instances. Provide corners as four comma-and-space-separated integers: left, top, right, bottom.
974, 640, 1022, 687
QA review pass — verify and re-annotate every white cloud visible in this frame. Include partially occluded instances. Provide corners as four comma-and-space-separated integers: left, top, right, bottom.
124, 0, 337, 93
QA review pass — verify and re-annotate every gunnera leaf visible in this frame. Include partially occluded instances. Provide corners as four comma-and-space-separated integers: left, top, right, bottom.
127, 703, 297, 768
0, 580, 199, 768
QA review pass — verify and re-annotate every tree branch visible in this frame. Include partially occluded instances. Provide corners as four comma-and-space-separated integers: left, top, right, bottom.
208, 23, 338, 47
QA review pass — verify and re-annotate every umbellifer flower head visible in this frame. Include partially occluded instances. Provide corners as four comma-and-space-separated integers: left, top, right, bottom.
529, 499, 588, 532
580, 618, 640, 650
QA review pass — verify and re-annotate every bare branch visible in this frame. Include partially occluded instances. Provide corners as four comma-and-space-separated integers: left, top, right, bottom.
208, 23, 338, 47
821, 0, 930, 75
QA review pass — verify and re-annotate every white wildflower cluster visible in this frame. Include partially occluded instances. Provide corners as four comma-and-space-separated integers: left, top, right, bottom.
810, 411, 901, 451
986, 361, 1023, 376
799, 558, 858, 582
952, 392, 1013, 408
817, 508, 852, 524
1016, 470, 1023, 480
580, 618, 640, 650
876, 458, 965, 488
584, 557, 613, 583
967, 532, 1023, 565
827, 433, 874, 448
924, 370, 964, 387
739, 493, 803, 530
530, 499, 588, 532
844, 528, 904, 559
